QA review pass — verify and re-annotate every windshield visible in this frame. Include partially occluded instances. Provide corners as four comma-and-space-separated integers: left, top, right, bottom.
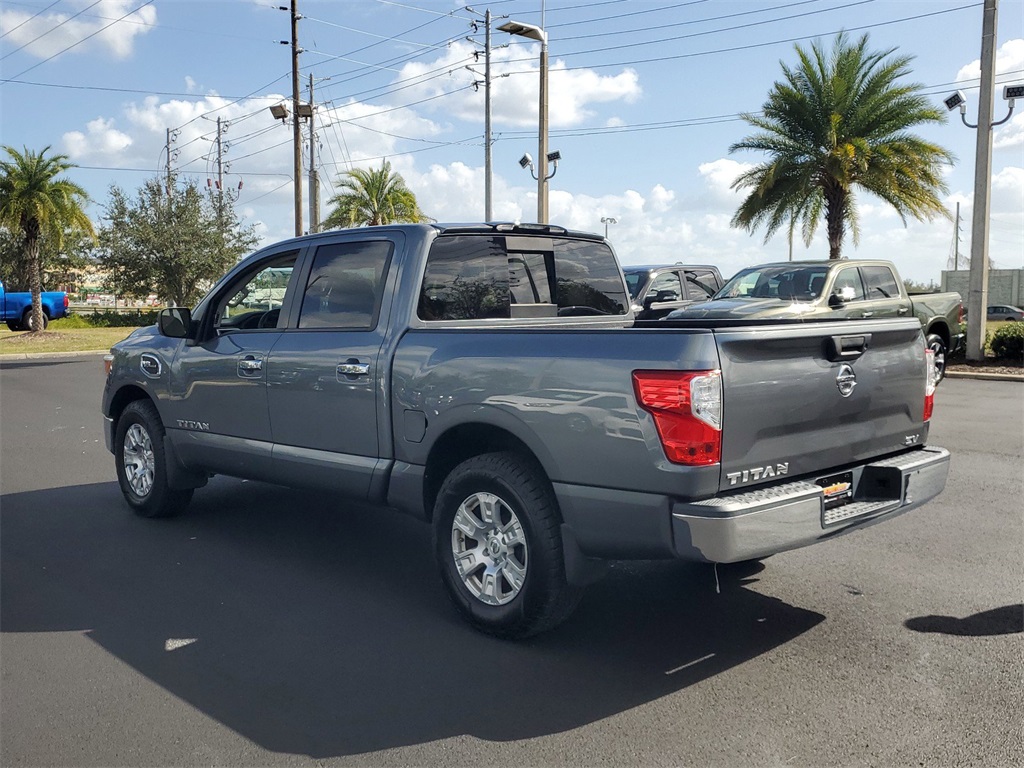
715, 265, 830, 302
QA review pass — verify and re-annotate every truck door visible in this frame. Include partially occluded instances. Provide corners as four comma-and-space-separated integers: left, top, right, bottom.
265, 235, 399, 498
166, 249, 302, 478
859, 265, 912, 319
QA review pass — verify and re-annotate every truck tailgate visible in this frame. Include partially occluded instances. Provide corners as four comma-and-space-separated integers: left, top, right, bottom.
715, 318, 928, 493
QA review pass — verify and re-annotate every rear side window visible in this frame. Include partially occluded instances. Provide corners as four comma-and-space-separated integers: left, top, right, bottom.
685, 270, 719, 299
298, 240, 393, 329
861, 266, 900, 299
419, 235, 628, 321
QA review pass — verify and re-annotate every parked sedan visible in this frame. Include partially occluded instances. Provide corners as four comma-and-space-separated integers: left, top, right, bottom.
987, 304, 1024, 322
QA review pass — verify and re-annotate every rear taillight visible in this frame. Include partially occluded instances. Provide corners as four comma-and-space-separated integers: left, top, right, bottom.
103, 353, 114, 377
64, 294, 69, 309
632, 369, 722, 465
957, 303, 965, 325
924, 348, 936, 421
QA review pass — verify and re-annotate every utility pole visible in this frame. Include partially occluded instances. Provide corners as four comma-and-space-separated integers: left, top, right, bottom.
484, 9, 492, 221
215, 117, 224, 199
290, 0, 303, 236
308, 73, 320, 233
954, 202, 960, 271
165, 128, 173, 197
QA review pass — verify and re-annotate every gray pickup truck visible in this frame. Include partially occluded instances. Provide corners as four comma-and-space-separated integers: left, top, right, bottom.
669, 260, 964, 381
102, 224, 949, 638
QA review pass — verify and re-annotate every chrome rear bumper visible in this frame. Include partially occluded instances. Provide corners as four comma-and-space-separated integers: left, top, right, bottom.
671, 447, 950, 563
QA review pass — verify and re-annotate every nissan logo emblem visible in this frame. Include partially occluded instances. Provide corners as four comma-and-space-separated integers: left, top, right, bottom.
836, 364, 857, 397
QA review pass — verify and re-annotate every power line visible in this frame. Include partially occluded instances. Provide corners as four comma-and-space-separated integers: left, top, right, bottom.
0, 0, 105, 61
9, 0, 156, 79
0, 0, 62, 41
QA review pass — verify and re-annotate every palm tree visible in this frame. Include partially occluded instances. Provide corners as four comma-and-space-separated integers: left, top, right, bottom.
730, 33, 954, 259
323, 160, 429, 229
0, 146, 94, 331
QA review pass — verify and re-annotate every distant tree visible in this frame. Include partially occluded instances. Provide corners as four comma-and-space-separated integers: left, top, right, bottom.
0, 146, 95, 331
730, 33, 955, 259
323, 160, 429, 228
99, 176, 258, 307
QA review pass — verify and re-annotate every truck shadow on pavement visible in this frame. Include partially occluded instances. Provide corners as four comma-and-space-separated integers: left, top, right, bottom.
1, 478, 824, 758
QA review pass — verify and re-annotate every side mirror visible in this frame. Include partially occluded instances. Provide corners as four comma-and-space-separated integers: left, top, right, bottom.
829, 286, 856, 307
158, 307, 191, 338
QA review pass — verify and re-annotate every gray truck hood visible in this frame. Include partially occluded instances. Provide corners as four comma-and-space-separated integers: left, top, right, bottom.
671, 298, 827, 320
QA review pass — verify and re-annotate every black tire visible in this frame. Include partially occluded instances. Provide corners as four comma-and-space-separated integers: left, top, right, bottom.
6, 320, 23, 332
926, 333, 947, 384
114, 400, 193, 518
22, 309, 48, 331
433, 452, 582, 638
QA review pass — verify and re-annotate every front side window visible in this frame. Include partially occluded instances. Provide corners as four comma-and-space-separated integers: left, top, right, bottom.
833, 268, 867, 302
418, 235, 628, 321
647, 272, 683, 302
298, 240, 393, 329
214, 252, 297, 332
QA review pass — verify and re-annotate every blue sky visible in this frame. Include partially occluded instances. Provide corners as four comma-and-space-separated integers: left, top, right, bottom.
1, 0, 1022, 284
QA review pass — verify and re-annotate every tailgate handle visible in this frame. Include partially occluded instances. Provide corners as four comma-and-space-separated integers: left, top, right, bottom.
828, 334, 871, 361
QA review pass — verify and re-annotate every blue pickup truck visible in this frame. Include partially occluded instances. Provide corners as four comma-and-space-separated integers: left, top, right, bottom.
0, 280, 69, 331
102, 223, 950, 637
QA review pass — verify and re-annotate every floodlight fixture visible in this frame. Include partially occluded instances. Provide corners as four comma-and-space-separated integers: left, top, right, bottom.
519, 153, 534, 169
1004, 84, 1024, 101
269, 104, 289, 120
297, 103, 314, 119
546, 150, 561, 163
944, 91, 967, 112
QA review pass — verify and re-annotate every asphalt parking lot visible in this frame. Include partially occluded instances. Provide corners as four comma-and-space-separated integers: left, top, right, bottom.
1, 356, 1021, 767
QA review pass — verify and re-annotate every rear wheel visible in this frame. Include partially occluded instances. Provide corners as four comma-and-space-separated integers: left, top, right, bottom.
22, 309, 48, 331
433, 452, 581, 638
926, 333, 947, 384
115, 400, 193, 518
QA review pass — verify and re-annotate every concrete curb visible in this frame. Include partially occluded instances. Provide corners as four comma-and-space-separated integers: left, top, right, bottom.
0, 350, 109, 362
945, 370, 1024, 382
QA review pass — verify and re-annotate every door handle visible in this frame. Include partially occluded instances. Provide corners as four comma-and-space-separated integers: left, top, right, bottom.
827, 334, 872, 362
897, 307, 909, 315
337, 362, 369, 377
861, 311, 874, 318
238, 356, 263, 373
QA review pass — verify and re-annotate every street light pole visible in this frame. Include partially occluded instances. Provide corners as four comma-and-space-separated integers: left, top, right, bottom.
966, 0, 997, 363
538, 33, 548, 224
498, 20, 551, 224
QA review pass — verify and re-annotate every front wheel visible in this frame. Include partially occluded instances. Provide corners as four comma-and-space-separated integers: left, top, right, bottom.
114, 400, 193, 518
433, 452, 581, 638
926, 334, 947, 384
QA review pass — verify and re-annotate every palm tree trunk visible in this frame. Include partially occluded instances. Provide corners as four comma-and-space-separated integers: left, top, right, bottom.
25, 229, 45, 333
825, 183, 846, 260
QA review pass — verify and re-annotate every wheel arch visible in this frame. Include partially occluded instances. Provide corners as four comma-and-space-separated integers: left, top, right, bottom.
107, 384, 155, 428
422, 423, 556, 524
926, 320, 950, 347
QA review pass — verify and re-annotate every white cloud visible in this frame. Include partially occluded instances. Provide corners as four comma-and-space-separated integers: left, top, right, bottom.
391, 41, 641, 129
0, 0, 157, 61
63, 117, 132, 159
994, 112, 1024, 150
955, 39, 1024, 82
697, 158, 752, 203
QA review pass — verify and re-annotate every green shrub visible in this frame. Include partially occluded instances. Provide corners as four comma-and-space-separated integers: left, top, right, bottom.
49, 315, 93, 329
72, 309, 160, 327
990, 322, 1024, 361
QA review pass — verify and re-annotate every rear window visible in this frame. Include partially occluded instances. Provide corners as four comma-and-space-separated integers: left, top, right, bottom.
418, 235, 628, 321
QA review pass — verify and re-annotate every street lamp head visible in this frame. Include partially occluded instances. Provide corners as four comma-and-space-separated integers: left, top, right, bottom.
546, 150, 561, 163
519, 153, 534, 169
600, 216, 617, 225
269, 104, 289, 120
944, 91, 967, 112
497, 20, 547, 43
1004, 84, 1024, 102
